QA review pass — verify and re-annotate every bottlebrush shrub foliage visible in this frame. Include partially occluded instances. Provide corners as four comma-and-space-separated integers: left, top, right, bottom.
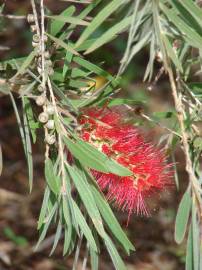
79, 107, 173, 217
1, 0, 202, 269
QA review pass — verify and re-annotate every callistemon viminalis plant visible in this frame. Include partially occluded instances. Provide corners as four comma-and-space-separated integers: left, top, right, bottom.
78, 107, 172, 218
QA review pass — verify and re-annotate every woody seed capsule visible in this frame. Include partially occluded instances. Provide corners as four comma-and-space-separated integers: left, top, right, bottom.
36, 95, 46, 106
37, 66, 42, 73
27, 14, 35, 23
33, 34, 40, 43
32, 41, 39, 48
44, 35, 48, 42
45, 120, 55, 130
46, 105, 55, 115
30, 25, 37, 32
45, 134, 56, 145
48, 68, 54, 75
38, 112, 49, 123
37, 85, 46, 93
44, 51, 50, 59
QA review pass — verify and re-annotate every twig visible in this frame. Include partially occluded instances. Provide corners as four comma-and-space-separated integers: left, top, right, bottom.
30, 0, 40, 36
167, 67, 202, 211
60, 0, 91, 3
141, 113, 181, 138
0, 14, 26, 19
47, 78, 67, 193
40, 0, 45, 88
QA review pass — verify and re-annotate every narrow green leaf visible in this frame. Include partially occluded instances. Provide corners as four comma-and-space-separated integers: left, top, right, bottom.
186, 225, 193, 270
98, 98, 144, 107
106, 159, 133, 177
64, 136, 132, 176
160, 3, 202, 49
62, 195, 71, 227
51, 81, 77, 112
45, 158, 60, 195
9, 92, 34, 190
192, 202, 200, 270
73, 56, 114, 81
72, 200, 98, 252
128, 31, 151, 63
48, 15, 89, 26
85, 16, 132, 54
170, 0, 202, 34
63, 225, 73, 256
76, 0, 125, 47
23, 97, 38, 143
63, 50, 74, 78
175, 189, 191, 244
58, 0, 102, 41
62, 195, 74, 256
0, 56, 26, 70
22, 97, 33, 192
35, 202, 58, 251
50, 221, 62, 255
66, 165, 105, 237
12, 49, 37, 78
37, 187, 50, 229
46, 33, 79, 56
90, 247, 99, 270
92, 185, 135, 254
162, 35, 183, 72
77, 139, 132, 176
177, 0, 202, 27
104, 235, 127, 270
64, 136, 109, 172
50, 5, 75, 36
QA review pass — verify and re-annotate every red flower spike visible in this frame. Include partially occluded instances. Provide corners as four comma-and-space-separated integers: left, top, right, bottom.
79, 107, 173, 219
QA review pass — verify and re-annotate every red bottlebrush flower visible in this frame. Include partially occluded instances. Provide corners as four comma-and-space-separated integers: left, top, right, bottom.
79, 107, 172, 218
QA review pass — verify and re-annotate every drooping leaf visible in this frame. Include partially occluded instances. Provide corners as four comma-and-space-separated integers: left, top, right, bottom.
85, 16, 132, 54
50, 5, 76, 36
175, 189, 191, 244
76, 0, 125, 47
45, 158, 60, 195
66, 164, 106, 237
91, 185, 135, 254
72, 200, 98, 252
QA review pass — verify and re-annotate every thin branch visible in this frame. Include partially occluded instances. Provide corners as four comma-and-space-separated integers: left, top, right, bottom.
30, 0, 40, 36
0, 14, 26, 19
141, 112, 181, 138
167, 66, 202, 211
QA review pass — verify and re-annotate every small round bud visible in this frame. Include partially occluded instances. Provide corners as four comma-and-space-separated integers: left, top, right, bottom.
156, 51, 163, 63
36, 47, 41, 54
32, 41, 39, 48
30, 25, 37, 32
37, 85, 46, 93
45, 120, 55, 130
46, 60, 52, 67
48, 68, 54, 75
37, 59, 42, 68
43, 35, 48, 42
44, 51, 50, 59
10, 82, 15, 89
38, 112, 49, 123
37, 66, 42, 73
27, 14, 35, 23
36, 95, 46, 106
45, 134, 56, 145
33, 34, 40, 43
46, 104, 54, 115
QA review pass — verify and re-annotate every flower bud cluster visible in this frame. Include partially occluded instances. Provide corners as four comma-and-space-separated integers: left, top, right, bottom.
27, 14, 55, 146
35, 84, 55, 145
